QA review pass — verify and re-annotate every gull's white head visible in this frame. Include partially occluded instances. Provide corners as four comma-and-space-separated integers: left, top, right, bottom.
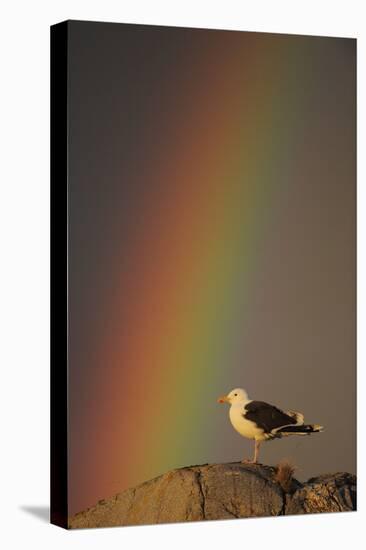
217, 388, 249, 405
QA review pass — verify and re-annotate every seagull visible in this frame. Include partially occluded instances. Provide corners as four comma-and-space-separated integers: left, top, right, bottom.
218, 388, 323, 464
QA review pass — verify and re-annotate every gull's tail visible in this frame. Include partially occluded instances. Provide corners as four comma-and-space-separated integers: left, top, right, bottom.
276, 423, 324, 436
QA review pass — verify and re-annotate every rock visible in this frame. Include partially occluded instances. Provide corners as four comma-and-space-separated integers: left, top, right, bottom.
285, 472, 356, 515
68, 463, 356, 529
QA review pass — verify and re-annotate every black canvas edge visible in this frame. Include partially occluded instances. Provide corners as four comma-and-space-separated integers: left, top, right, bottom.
55, 18, 357, 41
50, 20, 69, 529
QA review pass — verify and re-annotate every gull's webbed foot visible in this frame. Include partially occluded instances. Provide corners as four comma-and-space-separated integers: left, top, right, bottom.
241, 458, 257, 464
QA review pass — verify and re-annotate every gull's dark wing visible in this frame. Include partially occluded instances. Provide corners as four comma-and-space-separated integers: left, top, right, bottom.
244, 401, 297, 433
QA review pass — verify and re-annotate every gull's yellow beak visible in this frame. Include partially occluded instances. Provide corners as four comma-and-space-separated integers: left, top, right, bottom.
217, 395, 230, 404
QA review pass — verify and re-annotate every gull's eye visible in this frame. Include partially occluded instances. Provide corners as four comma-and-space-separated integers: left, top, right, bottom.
234, 393, 238, 396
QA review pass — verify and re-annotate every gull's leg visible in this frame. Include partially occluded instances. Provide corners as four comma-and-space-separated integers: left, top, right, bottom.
253, 440, 261, 463
241, 440, 261, 464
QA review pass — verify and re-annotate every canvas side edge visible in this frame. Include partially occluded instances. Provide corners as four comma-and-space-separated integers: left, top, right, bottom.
50, 20, 69, 530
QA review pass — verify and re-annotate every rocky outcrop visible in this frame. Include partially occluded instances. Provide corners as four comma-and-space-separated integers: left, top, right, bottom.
285, 472, 356, 515
68, 463, 356, 529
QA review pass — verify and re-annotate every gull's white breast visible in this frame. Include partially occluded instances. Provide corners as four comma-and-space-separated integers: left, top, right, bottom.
229, 402, 264, 440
